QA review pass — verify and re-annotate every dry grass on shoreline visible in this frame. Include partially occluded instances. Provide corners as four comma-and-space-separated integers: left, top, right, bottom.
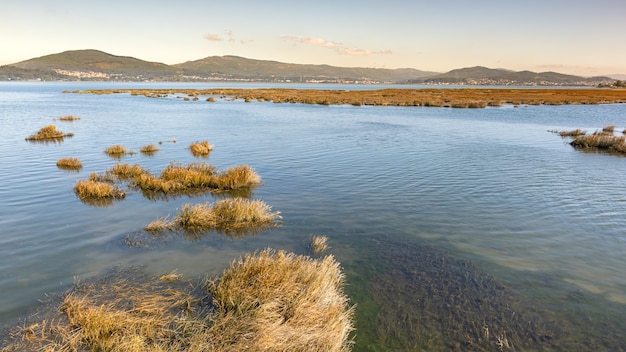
78, 87, 626, 108
1, 250, 354, 352
25, 125, 73, 142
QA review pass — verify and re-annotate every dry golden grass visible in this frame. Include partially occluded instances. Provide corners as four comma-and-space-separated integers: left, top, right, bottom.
190, 140, 214, 157
56, 157, 83, 170
140, 144, 159, 155
104, 144, 134, 157
106, 163, 147, 180
57, 115, 81, 121
1, 251, 354, 352
213, 165, 262, 190
74, 179, 125, 200
208, 249, 354, 351
311, 235, 330, 255
79, 87, 626, 108
559, 129, 587, 137
603, 125, 616, 133
145, 216, 173, 233
570, 134, 626, 153
160, 162, 217, 188
25, 125, 73, 141
172, 198, 281, 232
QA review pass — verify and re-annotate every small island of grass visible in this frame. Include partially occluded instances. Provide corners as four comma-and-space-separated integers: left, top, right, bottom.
25, 125, 73, 142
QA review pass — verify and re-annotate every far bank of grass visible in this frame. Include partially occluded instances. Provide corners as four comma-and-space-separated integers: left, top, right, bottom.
78, 87, 626, 107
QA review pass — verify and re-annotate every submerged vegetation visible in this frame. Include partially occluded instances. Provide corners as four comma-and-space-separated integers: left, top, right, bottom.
1, 250, 354, 352
79, 87, 626, 108
310, 235, 330, 255
25, 125, 73, 142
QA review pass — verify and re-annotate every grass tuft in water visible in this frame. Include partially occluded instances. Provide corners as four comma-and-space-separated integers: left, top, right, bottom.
57, 115, 81, 121
172, 198, 281, 233
139, 144, 159, 155
56, 157, 83, 171
74, 178, 125, 200
1, 252, 353, 351
25, 125, 73, 142
310, 235, 330, 255
558, 128, 587, 137
104, 144, 134, 158
213, 165, 262, 190
207, 249, 355, 351
189, 140, 213, 157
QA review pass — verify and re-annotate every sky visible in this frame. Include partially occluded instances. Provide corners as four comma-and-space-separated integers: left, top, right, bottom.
1, 0, 625, 76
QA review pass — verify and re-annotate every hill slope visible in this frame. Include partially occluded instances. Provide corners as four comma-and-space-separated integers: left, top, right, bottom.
175, 55, 436, 82
411, 66, 613, 86
12, 49, 178, 79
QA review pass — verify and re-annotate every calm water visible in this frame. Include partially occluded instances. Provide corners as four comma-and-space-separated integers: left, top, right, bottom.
1, 82, 626, 350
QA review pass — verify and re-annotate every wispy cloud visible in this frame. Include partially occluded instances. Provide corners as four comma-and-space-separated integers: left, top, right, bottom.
204, 30, 252, 44
282, 35, 391, 56
204, 34, 223, 42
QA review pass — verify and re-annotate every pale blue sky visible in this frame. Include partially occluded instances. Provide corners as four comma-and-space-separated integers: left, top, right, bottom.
2, 0, 625, 76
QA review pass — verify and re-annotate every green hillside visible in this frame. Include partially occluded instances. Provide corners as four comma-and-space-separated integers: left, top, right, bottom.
3, 50, 617, 85
411, 66, 613, 86
0, 65, 72, 81
174, 55, 436, 82
12, 49, 178, 79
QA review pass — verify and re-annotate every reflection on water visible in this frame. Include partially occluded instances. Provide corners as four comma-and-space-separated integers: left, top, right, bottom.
0, 82, 625, 349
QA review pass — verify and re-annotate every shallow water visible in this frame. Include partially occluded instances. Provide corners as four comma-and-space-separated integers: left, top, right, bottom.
1, 82, 625, 350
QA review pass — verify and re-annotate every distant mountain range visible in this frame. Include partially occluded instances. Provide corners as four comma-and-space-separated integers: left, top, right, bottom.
409, 66, 613, 86
0, 49, 619, 86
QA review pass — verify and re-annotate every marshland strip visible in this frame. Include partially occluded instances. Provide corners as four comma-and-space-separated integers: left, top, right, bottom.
76, 88, 626, 107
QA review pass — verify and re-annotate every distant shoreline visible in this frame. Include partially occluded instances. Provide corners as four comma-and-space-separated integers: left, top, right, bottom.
76, 88, 626, 108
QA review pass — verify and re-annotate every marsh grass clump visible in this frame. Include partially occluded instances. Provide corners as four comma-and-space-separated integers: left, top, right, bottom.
189, 140, 213, 157
1, 253, 354, 352
603, 125, 616, 133
57, 115, 81, 121
74, 179, 125, 201
106, 163, 147, 180
56, 157, 83, 171
172, 198, 281, 233
140, 144, 159, 155
104, 144, 134, 158
160, 162, 217, 188
559, 129, 587, 137
310, 235, 330, 255
213, 164, 262, 190
25, 125, 73, 142
207, 249, 354, 351
570, 134, 626, 153
145, 216, 173, 234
